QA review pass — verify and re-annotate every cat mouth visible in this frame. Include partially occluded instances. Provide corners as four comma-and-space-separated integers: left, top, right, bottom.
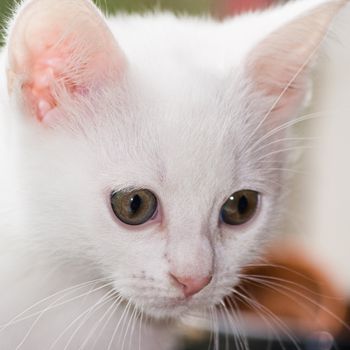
129, 296, 200, 319
144, 296, 190, 309
132, 294, 219, 320
164, 297, 190, 307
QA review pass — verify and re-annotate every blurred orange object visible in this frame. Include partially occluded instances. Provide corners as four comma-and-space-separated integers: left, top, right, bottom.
230, 241, 348, 337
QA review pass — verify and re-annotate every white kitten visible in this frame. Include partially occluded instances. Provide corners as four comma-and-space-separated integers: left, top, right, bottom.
0, 0, 347, 349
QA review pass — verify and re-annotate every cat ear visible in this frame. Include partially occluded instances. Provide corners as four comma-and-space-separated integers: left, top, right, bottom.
246, 0, 347, 119
6, 0, 126, 122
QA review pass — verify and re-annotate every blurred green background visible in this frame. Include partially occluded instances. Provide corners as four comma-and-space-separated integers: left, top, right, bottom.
93, 0, 212, 14
0, 0, 212, 45
0, 0, 212, 15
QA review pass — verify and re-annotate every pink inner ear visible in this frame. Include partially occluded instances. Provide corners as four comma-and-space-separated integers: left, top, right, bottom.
26, 55, 62, 121
24, 39, 84, 122
250, 51, 309, 114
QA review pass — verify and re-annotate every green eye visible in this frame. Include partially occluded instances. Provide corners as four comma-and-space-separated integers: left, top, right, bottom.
220, 190, 259, 225
111, 189, 158, 226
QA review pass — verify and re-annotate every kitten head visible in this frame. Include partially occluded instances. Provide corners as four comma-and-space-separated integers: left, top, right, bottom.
4, 0, 346, 319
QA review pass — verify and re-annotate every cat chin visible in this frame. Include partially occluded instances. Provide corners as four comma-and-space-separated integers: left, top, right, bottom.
129, 294, 223, 320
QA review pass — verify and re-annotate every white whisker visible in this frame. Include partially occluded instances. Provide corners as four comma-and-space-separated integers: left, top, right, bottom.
257, 145, 315, 161
245, 111, 324, 155
107, 298, 132, 350
78, 294, 123, 350
91, 295, 125, 350
233, 287, 301, 350
138, 305, 144, 350
49, 286, 115, 350
61, 289, 118, 350
121, 303, 137, 350
242, 275, 350, 332
0, 278, 108, 333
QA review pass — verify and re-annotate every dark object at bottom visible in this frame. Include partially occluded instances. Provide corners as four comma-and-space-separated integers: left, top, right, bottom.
181, 333, 347, 350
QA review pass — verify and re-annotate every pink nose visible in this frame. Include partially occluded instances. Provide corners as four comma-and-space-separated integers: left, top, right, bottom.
170, 274, 212, 297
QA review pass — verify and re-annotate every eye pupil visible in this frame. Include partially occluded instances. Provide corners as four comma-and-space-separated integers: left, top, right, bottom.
238, 195, 248, 214
220, 190, 259, 226
130, 194, 141, 214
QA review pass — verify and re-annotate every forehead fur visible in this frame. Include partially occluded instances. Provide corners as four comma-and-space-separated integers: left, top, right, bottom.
55, 0, 337, 181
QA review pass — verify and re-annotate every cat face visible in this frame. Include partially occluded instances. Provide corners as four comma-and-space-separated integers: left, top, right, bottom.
4, 0, 346, 319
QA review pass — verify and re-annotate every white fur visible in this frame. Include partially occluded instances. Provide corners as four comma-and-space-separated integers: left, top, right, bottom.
0, 0, 346, 348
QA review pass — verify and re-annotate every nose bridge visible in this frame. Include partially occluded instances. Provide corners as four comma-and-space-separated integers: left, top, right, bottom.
166, 216, 214, 279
